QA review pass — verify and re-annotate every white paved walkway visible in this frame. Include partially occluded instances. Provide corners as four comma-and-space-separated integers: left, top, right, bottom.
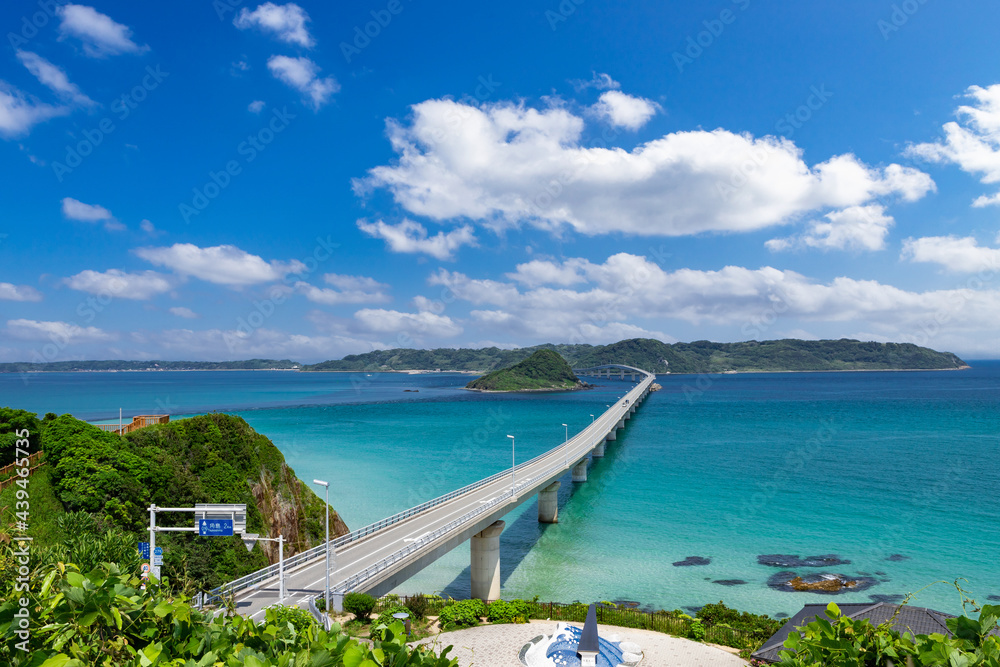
411, 620, 748, 667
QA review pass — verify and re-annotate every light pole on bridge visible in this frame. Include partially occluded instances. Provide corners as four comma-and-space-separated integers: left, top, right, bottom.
312, 479, 330, 625
506, 435, 515, 498
561, 423, 568, 468
590, 414, 594, 424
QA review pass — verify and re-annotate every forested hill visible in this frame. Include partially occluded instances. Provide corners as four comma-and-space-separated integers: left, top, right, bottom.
0, 359, 300, 372
466, 349, 583, 391
304, 338, 968, 374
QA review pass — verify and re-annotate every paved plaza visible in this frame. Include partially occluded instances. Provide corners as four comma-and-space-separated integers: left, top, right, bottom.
411, 620, 749, 667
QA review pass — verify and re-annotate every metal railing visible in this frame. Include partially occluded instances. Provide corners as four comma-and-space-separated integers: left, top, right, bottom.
210, 366, 652, 606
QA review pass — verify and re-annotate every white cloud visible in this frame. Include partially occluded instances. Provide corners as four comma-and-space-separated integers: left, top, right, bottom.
355, 98, 934, 238
901, 235, 1000, 273
505, 258, 590, 288
267, 55, 338, 110
6, 319, 115, 343
58, 4, 149, 57
295, 273, 390, 305
353, 309, 463, 338
0, 283, 43, 302
592, 90, 659, 130
61, 197, 125, 231
234, 2, 314, 47
134, 243, 305, 286
570, 72, 620, 92
908, 84, 1000, 207
0, 82, 70, 138
357, 219, 477, 260
16, 51, 95, 107
139, 219, 162, 236
767, 204, 894, 252
64, 269, 175, 300
248, 100, 265, 113
169, 307, 199, 319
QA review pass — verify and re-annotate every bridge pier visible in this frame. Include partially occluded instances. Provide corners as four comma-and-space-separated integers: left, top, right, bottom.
616, 419, 625, 430
572, 458, 588, 482
471, 520, 505, 601
538, 481, 560, 523
630, 405, 636, 415
606, 429, 616, 441
592, 441, 605, 458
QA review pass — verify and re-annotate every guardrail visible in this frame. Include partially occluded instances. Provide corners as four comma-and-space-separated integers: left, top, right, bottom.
209, 366, 652, 606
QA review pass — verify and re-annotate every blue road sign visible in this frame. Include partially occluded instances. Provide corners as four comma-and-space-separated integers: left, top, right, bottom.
138, 542, 149, 559
198, 518, 234, 537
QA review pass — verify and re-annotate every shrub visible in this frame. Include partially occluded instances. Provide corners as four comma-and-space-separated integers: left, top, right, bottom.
407, 594, 430, 620
344, 592, 377, 621
689, 618, 706, 642
438, 599, 486, 629
488, 599, 532, 624
371, 605, 410, 640
268, 604, 316, 632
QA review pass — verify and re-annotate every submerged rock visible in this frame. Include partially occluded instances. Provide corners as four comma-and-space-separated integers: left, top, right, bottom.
886, 554, 910, 562
713, 579, 748, 586
870, 594, 906, 603
673, 556, 711, 567
758, 554, 852, 568
767, 571, 878, 595
988, 595, 1000, 601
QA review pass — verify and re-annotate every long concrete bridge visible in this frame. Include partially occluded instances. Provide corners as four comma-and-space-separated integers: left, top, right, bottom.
213, 365, 655, 618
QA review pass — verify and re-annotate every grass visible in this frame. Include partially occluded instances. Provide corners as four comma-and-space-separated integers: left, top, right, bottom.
0, 467, 67, 545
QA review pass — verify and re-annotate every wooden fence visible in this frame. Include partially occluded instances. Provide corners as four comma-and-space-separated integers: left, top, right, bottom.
0, 451, 45, 491
93, 415, 170, 435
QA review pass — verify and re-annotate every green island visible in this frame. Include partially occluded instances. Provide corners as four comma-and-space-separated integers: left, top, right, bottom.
464, 349, 587, 392
304, 338, 968, 374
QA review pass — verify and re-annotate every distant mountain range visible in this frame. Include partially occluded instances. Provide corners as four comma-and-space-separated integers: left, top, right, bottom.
302, 338, 968, 374
0, 339, 968, 374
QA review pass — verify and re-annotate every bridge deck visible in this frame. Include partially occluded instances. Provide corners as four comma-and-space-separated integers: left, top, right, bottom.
227, 366, 654, 619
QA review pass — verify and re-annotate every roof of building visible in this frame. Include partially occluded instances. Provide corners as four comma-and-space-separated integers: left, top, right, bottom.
752, 602, 958, 663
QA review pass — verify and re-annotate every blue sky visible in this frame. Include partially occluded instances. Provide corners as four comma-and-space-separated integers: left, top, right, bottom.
2, 0, 1000, 363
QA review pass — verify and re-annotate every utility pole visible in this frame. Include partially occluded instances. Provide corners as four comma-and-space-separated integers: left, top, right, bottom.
313, 479, 331, 626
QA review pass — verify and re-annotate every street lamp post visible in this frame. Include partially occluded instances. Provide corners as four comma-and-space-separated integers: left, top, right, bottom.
506, 435, 515, 498
561, 423, 568, 468
590, 413, 595, 424
313, 479, 330, 625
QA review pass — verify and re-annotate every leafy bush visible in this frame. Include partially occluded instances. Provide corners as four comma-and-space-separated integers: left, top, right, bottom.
689, 618, 706, 642
438, 599, 486, 629
344, 592, 376, 621
488, 599, 532, 624
268, 604, 316, 632
0, 407, 41, 468
0, 562, 458, 667
407, 594, 431, 620
371, 605, 411, 640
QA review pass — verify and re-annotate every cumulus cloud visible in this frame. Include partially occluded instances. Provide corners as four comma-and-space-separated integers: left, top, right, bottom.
0, 283, 43, 302
16, 51, 95, 107
267, 55, 338, 110
907, 84, 1000, 207
248, 100, 265, 113
357, 219, 477, 260
767, 204, 894, 252
134, 243, 305, 286
570, 72, 620, 92
353, 308, 463, 338
61, 197, 125, 231
355, 98, 934, 238
6, 319, 115, 343
234, 2, 314, 47
428, 253, 1000, 345
0, 83, 70, 138
64, 269, 175, 300
901, 235, 1000, 273
169, 307, 199, 319
295, 273, 391, 305
57, 4, 149, 57
592, 90, 659, 130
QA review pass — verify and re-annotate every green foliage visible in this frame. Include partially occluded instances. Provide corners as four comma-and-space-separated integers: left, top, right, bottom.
370, 604, 410, 640
487, 599, 533, 624
343, 591, 376, 621
696, 601, 783, 648
303, 338, 966, 374
437, 599, 486, 629
406, 594, 431, 620
0, 407, 41, 467
0, 562, 457, 666
466, 349, 582, 391
777, 601, 1000, 667
266, 604, 316, 632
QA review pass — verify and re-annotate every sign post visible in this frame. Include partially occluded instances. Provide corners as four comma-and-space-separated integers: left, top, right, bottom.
243, 533, 285, 603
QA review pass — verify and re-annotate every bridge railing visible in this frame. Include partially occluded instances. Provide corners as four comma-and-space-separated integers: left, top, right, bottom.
212, 367, 652, 606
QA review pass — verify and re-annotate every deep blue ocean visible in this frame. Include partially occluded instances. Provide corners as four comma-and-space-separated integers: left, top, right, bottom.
2, 364, 998, 618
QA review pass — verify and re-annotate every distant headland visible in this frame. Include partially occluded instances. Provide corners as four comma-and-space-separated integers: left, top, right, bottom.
0, 338, 969, 374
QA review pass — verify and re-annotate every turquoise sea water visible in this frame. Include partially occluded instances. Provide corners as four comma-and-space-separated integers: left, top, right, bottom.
3, 365, 998, 618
